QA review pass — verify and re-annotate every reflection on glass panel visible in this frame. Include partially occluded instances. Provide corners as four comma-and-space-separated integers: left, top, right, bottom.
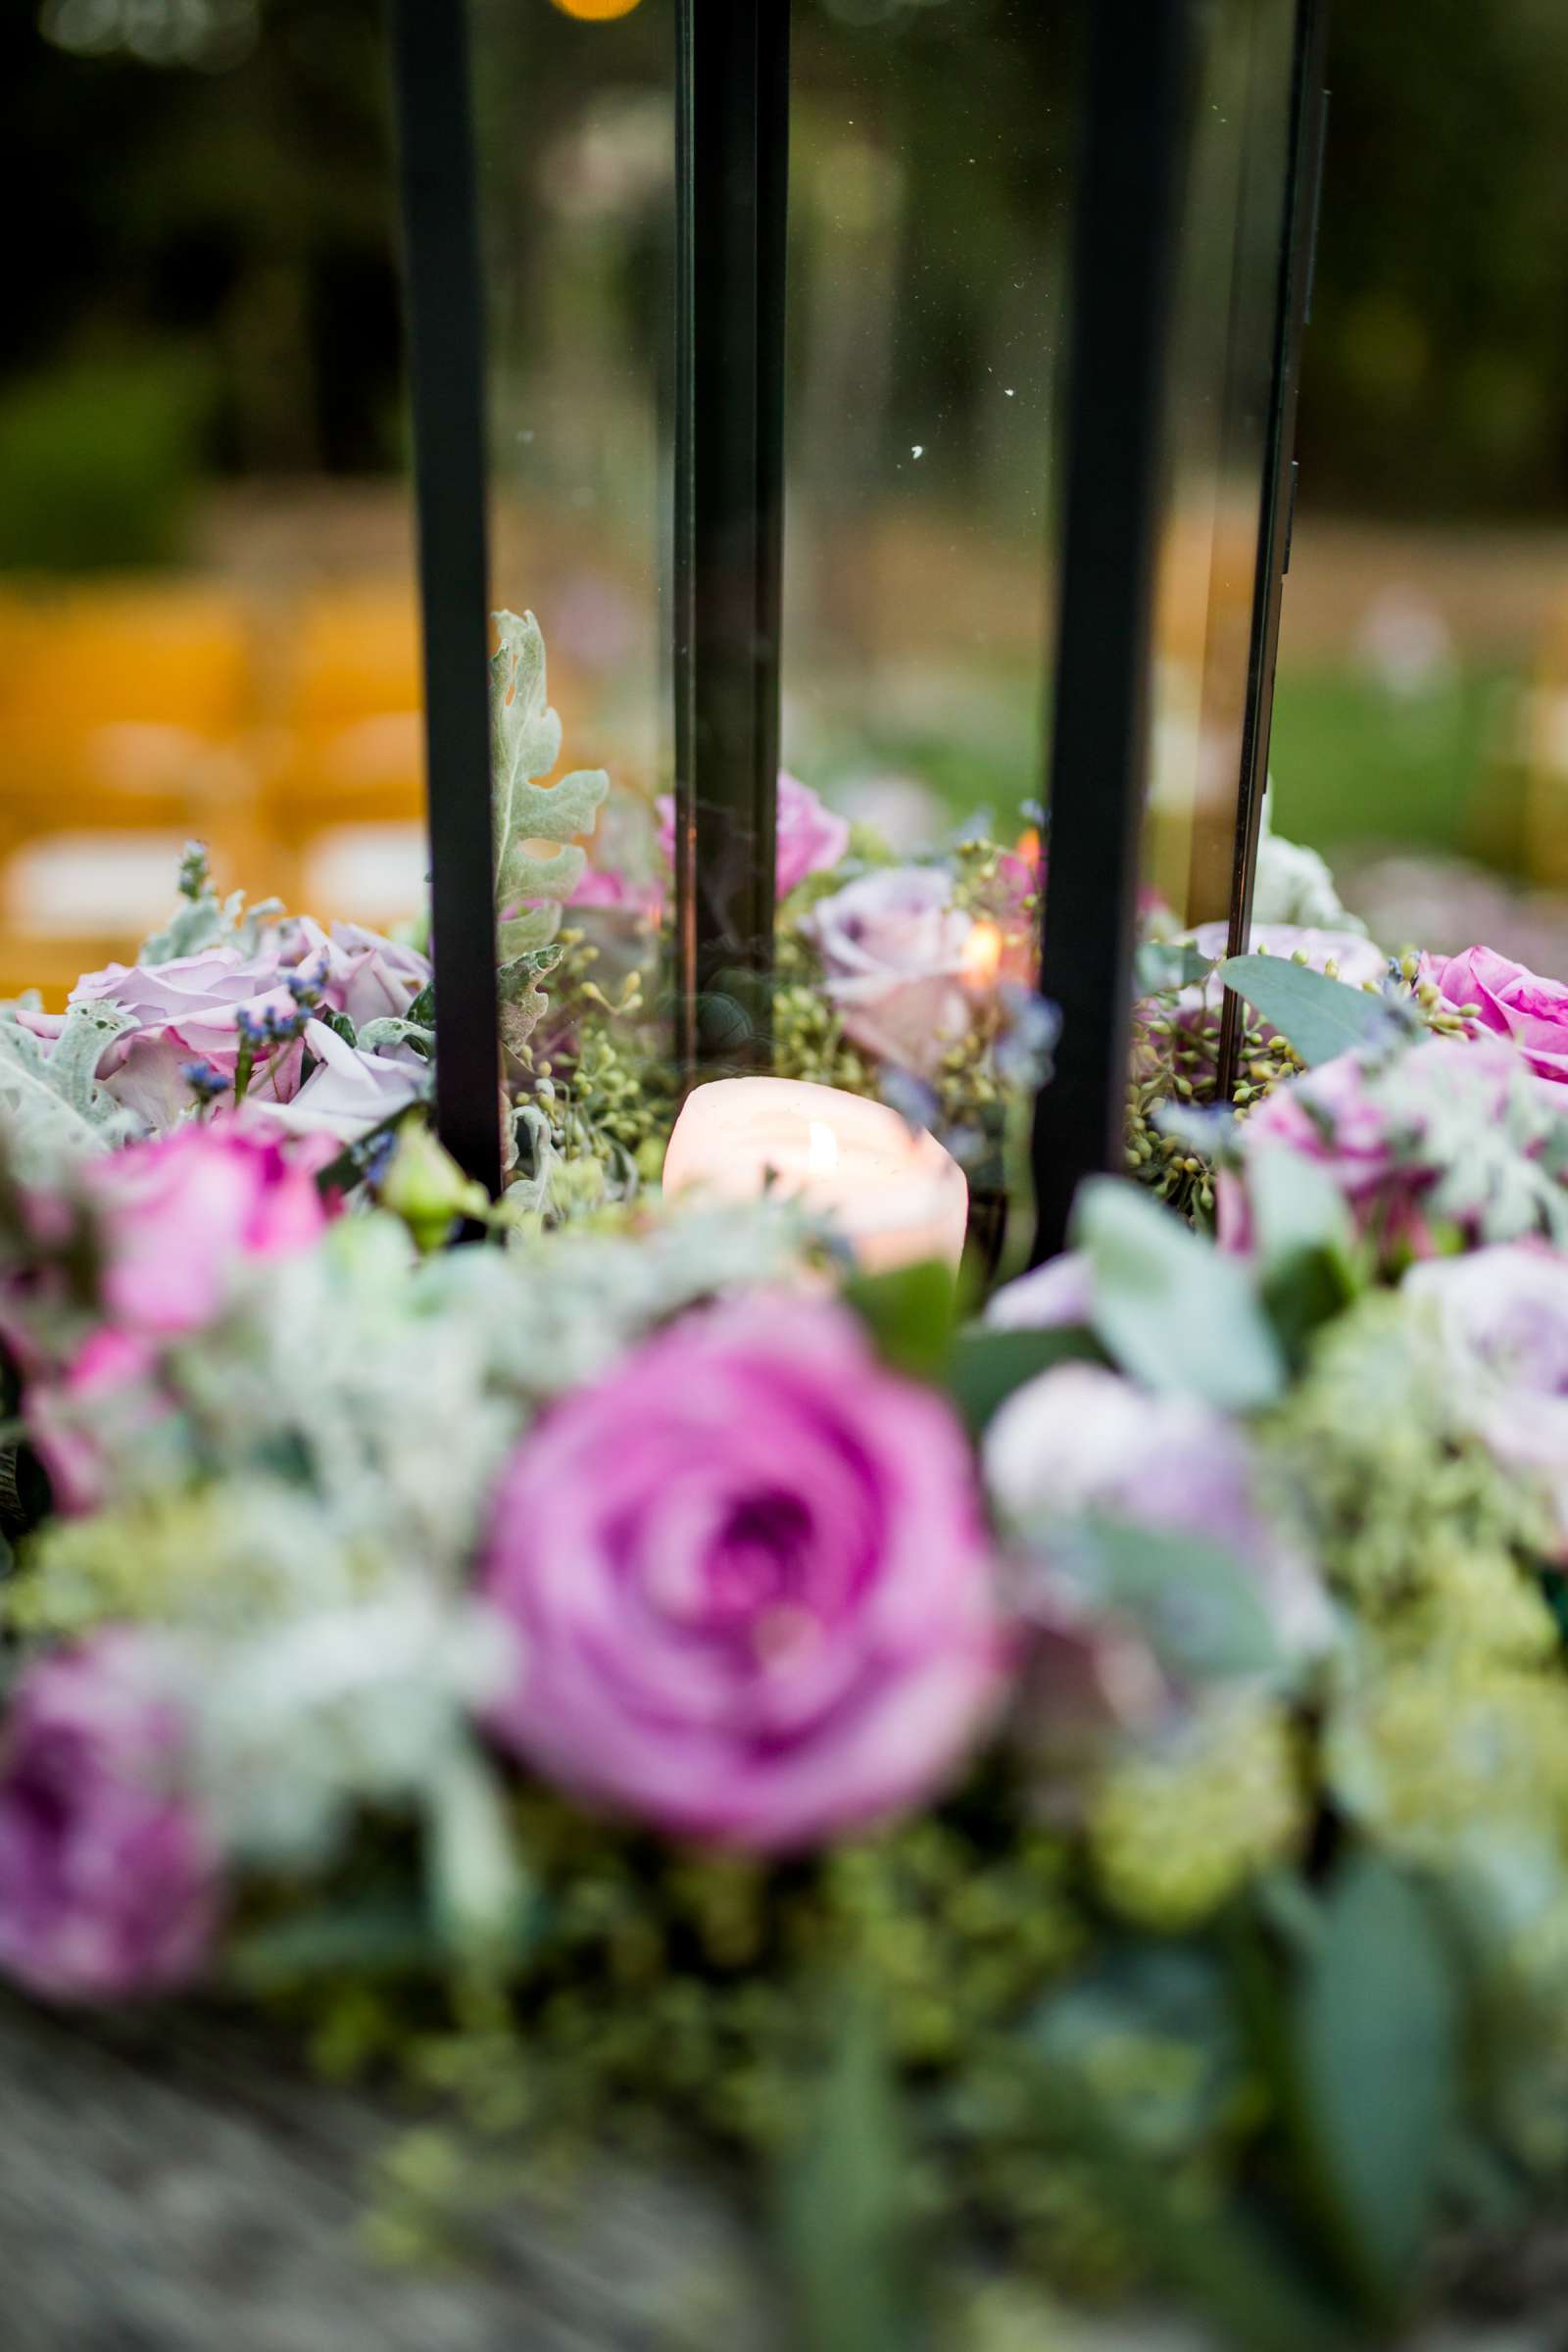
471, 0, 672, 905
783, 0, 1080, 855
1146, 0, 1298, 932
0, 7, 426, 1004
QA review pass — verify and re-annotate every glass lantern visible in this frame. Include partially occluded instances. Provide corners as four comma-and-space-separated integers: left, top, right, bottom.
386, 0, 1328, 1268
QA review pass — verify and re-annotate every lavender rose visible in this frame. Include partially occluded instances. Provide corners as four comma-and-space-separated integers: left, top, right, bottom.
1405, 1244, 1568, 1554
984, 1250, 1095, 1332
480, 1297, 1004, 1849
985, 1360, 1331, 1658
0, 1636, 219, 2000
48, 917, 430, 1128
803, 865, 975, 1079
1421, 944, 1568, 1085
658, 772, 849, 903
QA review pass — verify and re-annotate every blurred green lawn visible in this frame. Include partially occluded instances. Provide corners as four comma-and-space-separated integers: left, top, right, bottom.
1270, 662, 1523, 871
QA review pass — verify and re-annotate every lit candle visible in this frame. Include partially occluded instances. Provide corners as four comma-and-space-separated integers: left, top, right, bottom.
662, 1077, 969, 1274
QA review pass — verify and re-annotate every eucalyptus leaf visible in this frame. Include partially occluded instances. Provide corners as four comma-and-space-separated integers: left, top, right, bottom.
943, 1321, 1104, 1435
843, 1257, 957, 1380
1135, 940, 1215, 997
1068, 1515, 1287, 1682
775, 1994, 924, 2352
1295, 1852, 1461, 2303
1249, 1145, 1360, 1360
1220, 954, 1396, 1067
228, 1898, 440, 1989
1074, 1177, 1286, 1411
426, 1744, 533, 1956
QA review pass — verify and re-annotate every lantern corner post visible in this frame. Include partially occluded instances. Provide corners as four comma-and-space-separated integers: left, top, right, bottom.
386, 0, 505, 1200
1029, 0, 1196, 1266
673, 0, 792, 1080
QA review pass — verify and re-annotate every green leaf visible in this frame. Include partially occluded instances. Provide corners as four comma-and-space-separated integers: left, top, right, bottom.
942, 1321, 1103, 1434
1295, 1852, 1461, 2303
1220, 954, 1396, 1067
1248, 1146, 1361, 1360
1134, 939, 1215, 997
775, 1994, 925, 2352
1075, 1177, 1286, 1411
844, 1257, 957, 1381
1068, 1515, 1288, 1681
426, 1745, 534, 1957
228, 1899, 440, 1989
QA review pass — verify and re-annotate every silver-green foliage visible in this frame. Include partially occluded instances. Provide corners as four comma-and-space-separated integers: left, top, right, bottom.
0, 999, 141, 1178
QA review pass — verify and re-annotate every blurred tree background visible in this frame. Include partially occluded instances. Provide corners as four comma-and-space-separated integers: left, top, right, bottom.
5, 0, 1568, 955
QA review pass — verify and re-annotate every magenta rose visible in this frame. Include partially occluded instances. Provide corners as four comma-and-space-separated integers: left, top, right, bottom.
480, 1297, 1004, 1849
658, 772, 849, 902
23, 1328, 165, 1516
0, 1636, 219, 2001
1422, 945, 1568, 1085
81, 1114, 329, 1336
1405, 1244, 1568, 1554
802, 865, 975, 1079
4, 1120, 328, 1510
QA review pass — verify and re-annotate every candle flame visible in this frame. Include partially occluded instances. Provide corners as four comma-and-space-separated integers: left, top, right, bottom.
960, 917, 1004, 990
806, 1120, 840, 1176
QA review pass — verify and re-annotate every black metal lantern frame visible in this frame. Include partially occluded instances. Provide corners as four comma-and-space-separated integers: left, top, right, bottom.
388, 0, 1330, 1258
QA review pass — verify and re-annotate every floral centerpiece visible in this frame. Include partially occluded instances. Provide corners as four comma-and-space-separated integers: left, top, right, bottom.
6, 613, 1568, 2347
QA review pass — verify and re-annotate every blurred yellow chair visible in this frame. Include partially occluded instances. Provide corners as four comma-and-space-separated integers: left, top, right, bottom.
0, 581, 260, 998
256, 583, 428, 925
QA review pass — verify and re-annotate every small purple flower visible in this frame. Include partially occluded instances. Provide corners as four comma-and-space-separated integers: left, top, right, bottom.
0, 1636, 219, 2001
481, 1297, 1005, 1850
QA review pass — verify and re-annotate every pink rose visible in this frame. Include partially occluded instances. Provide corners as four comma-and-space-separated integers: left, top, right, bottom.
81, 1114, 329, 1335
657, 772, 850, 902
481, 1298, 1004, 1850
1405, 1244, 1568, 1554
802, 865, 974, 1079
23, 1328, 164, 1516
4, 1121, 329, 1512
1422, 945, 1568, 1085
0, 1635, 219, 2001
1217, 1034, 1560, 1259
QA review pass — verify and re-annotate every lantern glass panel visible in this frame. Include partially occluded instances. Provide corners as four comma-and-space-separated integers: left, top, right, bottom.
1144, 0, 1303, 934
781, 0, 1080, 860
470, 0, 677, 1051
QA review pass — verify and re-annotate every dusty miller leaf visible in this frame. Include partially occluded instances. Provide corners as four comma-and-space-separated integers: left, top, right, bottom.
489, 609, 609, 947
497, 949, 558, 1059
0, 1003, 140, 1177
